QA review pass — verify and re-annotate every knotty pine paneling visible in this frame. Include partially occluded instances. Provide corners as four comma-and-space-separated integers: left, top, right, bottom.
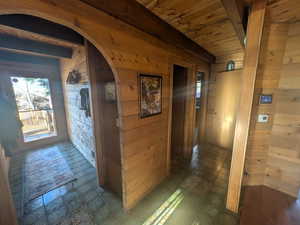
206, 51, 244, 150
265, 22, 300, 196
0, 0, 210, 210
137, 0, 243, 57
243, 20, 289, 186
206, 69, 242, 149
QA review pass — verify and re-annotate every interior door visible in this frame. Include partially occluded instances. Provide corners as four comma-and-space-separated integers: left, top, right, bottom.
171, 65, 188, 161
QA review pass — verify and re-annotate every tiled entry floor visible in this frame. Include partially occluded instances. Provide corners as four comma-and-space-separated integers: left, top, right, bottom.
9, 142, 238, 225
9, 142, 121, 225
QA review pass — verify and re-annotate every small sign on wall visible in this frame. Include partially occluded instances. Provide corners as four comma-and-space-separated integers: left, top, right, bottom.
259, 94, 273, 104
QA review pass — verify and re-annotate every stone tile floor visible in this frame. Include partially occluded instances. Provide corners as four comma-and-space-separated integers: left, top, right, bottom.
9, 142, 121, 225
9, 142, 238, 225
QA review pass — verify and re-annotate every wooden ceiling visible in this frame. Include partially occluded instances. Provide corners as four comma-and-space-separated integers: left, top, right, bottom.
267, 0, 300, 23
243, 0, 300, 23
136, 0, 244, 57
136, 0, 300, 57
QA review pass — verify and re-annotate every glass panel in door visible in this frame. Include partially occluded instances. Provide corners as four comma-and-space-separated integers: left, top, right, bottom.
10, 76, 57, 142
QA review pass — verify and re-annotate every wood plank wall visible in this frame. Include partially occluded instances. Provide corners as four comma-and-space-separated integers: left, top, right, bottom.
0, 0, 210, 210
243, 20, 290, 186
206, 51, 244, 150
233, 10, 300, 199
264, 22, 300, 197
86, 41, 123, 196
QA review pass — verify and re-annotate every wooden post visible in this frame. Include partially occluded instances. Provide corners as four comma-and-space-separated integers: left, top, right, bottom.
226, 0, 267, 213
0, 147, 18, 225
220, 0, 246, 48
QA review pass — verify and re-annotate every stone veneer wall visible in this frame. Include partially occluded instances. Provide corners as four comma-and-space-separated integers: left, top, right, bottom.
60, 46, 96, 166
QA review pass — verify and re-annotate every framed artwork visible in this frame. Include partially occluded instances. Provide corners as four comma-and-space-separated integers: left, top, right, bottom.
139, 74, 162, 118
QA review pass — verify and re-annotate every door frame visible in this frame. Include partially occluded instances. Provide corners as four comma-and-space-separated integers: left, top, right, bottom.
167, 58, 197, 174
196, 65, 210, 144
0, 59, 68, 152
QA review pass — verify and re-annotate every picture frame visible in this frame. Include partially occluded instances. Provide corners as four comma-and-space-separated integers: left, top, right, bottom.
139, 74, 162, 118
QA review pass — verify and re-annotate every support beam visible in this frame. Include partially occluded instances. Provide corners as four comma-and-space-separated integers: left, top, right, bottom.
226, 0, 266, 213
0, 14, 84, 45
0, 147, 18, 225
80, 0, 215, 63
0, 49, 59, 66
221, 0, 247, 48
0, 33, 73, 58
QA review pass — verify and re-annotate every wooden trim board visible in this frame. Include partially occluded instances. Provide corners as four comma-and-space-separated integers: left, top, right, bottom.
226, 0, 267, 213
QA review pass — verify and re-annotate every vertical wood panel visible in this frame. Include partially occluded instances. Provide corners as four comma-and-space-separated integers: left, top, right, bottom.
206, 51, 244, 149
264, 22, 300, 197
244, 22, 289, 186
226, 0, 267, 213
0, 145, 18, 225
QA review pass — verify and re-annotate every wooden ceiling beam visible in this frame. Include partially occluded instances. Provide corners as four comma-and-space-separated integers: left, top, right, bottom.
0, 49, 59, 66
221, 0, 247, 48
80, 0, 215, 63
0, 14, 84, 46
0, 33, 73, 58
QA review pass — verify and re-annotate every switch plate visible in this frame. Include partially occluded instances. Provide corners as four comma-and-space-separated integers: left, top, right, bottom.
258, 114, 269, 123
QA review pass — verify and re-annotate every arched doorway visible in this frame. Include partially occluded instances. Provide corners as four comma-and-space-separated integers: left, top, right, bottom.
0, 10, 122, 225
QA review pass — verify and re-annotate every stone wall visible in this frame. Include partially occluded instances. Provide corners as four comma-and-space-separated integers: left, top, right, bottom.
60, 46, 96, 166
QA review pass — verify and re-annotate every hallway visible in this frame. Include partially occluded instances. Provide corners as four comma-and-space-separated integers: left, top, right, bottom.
9, 142, 121, 225
9, 142, 237, 225
107, 143, 238, 225
8, 141, 300, 225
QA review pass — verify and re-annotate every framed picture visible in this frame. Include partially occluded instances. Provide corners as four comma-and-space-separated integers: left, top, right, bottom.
139, 74, 162, 118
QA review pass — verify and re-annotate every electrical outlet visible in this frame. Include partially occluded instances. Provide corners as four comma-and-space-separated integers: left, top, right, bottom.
258, 114, 269, 123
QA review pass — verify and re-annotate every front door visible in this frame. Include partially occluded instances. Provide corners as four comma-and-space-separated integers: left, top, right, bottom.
10, 76, 57, 143
0, 65, 68, 152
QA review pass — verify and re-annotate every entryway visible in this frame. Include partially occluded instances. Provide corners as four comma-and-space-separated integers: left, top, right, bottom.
11, 76, 57, 143
0, 14, 122, 225
9, 142, 121, 225
171, 64, 188, 168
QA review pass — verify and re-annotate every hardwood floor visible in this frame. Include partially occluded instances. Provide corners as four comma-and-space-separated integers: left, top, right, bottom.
240, 186, 300, 225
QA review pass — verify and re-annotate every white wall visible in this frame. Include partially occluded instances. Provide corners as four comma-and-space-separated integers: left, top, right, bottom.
60, 46, 96, 166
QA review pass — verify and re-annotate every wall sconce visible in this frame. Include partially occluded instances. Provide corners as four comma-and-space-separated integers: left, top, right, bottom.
226, 60, 235, 71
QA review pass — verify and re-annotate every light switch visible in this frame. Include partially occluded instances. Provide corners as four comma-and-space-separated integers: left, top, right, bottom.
258, 114, 269, 123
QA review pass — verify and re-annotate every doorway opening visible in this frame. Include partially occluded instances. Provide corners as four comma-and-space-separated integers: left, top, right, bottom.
170, 64, 189, 168
11, 76, 57, 143
193, 72, 204, 147
0, 14, 122, 225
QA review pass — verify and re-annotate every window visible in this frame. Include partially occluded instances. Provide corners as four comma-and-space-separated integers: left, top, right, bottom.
11, 76, 57, 142
195, 72, 204, 108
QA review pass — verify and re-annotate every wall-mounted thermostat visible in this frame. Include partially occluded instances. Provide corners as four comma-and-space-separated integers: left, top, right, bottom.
258, 114, 269, 123
259, 94, 273, 104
